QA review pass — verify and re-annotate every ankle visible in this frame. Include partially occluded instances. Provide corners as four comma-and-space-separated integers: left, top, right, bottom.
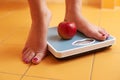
32, 9, 51, 24
65, 11, 83, 22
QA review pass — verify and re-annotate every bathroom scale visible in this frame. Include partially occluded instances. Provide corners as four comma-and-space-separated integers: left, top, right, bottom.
47, 27, 115, 58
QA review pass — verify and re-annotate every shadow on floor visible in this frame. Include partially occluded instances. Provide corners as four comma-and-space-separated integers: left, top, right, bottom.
42, 46, 112, 66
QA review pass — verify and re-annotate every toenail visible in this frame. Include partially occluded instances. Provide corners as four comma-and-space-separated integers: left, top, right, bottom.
102, 34, 105, 36
33, 58, 38, 61
25, 60, 29, 64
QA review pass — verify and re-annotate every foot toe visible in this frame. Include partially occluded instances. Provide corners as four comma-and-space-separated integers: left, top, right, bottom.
93, 31, 106, 40
32, 52, 46, 64
22, 49, 35, 64
98, 29, 109, 40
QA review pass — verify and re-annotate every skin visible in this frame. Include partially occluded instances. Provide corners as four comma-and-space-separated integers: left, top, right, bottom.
22, 0, 109, 64
64, 0, 109, 40
22, 0, 51, 64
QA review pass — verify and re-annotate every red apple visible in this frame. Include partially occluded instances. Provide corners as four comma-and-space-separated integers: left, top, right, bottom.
57, 21, 77, 40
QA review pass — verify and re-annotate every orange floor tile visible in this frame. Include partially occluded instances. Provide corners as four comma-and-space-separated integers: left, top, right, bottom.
0, 1, 120, 80
91, 9, 120, 80
0, 73, 21, 80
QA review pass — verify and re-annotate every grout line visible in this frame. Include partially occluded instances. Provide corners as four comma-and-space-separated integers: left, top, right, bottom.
0, 12, 17, 44
89, 8, 102, 80
0, 71, 22, 76
89, 53, 95, 80
19, 63, 32, 80
24, 75, 60, 80
98, 8, 102, 27
19, 63, 60, 80
0, 27, 24, 45
0, 31, 17, 45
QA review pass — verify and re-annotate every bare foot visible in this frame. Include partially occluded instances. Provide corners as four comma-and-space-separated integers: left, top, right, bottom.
22, 10, 51, 64
64, 13, 109, 41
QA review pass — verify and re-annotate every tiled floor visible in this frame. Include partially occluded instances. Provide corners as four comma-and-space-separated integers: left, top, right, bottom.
0, 2, 120, 80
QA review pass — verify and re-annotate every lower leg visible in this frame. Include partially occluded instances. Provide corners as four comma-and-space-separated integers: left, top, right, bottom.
22, 0, 51, 64
65, 0, 109, 40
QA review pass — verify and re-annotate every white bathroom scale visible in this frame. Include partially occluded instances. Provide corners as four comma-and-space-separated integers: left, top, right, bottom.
47, 27, 115, 58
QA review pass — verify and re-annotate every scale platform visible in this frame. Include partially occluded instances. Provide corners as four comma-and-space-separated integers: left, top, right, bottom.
47, 27, 115, 58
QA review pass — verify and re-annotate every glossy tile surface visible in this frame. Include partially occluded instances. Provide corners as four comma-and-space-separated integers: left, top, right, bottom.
91, 9, 120, 80
0, 1, 120, 80
0, 73, 21, 80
